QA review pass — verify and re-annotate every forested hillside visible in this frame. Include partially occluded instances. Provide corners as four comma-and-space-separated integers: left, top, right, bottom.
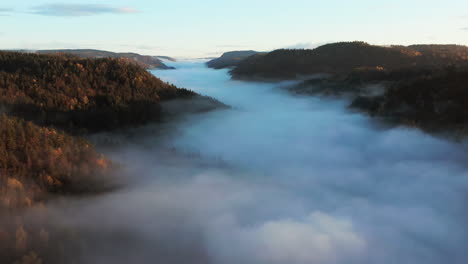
350, 66, 468, 133
0, 114, 112, 209
287, 61, 468, 135
0, 114, 115, 264
0, 51, 225, 264
231, 42, 468, 80
0, 51, 218, 132
34, 49, 174, 69
269, 42, 468, 135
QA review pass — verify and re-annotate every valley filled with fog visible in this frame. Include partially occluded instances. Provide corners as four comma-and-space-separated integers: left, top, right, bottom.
39, 60, 468, 264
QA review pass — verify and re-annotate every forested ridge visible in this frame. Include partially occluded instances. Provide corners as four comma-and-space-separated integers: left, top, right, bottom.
226, 41, 468, 135
349, 66, 468, 134
0, 51, 220, 209
230, 42, 468, 79
0, 113, 113, 205
0, 114, 115, 264
0, 51, 203, 132
288, 61, 468, 135
34, 49, 174, 69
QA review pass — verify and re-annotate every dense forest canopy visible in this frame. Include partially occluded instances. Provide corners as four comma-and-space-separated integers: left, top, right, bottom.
407, 44, 468, 61
0, 114, 112, 210
0, 51, 222, 208
230, 42, 468, 79
349, 66, 468, 133
0, 114, 115, 264
0, 51, 202, 132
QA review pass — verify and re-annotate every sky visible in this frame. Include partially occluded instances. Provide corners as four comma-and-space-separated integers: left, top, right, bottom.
1, 0, 468, 58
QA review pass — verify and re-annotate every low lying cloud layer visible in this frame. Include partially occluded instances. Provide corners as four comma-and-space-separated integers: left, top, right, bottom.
30, 4, 139, 16
21, 60, 468, 264
208, 211, 366, 264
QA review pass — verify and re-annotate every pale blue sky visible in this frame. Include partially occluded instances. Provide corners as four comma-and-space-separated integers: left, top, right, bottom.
1, 0, 468, 57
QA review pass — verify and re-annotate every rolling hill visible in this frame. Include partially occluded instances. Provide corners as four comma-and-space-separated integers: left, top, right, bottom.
230, 42, 468, 80
0, 51, 223, 133
32, 49, 175, 69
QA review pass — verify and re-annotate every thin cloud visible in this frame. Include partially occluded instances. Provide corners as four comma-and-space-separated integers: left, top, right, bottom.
285, 42, 327, 49
120, 44, 163, 51
216, 44, 249, 48
30, 4, 140, 17
461, 27, 468, 31
0, 8, 13, 16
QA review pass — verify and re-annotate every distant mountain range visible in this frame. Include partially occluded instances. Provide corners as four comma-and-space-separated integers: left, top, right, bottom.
21, 49, 176, 70
206, 50, 263, 69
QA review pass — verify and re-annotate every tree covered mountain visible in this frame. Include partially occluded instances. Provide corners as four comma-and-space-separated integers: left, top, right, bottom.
0, 51, 223, 198
0, 51, 222, 133
349, 66, 468, 134
31, 49, 175, 69
0, 51, 223, 206
230, 42, 468, 80
0, 113, 116, 264
267, 42, 468, 135
0, 114, 113, 209
287, 62, 468, 135
407, 44, 468, 62
0, 51, 224, 264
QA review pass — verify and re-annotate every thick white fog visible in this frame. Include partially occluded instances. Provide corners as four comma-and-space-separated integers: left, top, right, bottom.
38, 61, 468, 264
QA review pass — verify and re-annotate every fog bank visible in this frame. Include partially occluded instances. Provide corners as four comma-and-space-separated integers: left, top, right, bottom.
36, 61, 468, 263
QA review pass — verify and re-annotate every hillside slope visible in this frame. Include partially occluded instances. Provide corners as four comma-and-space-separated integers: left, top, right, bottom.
34, 49, 175, 69
0, 114, 116, 264
0, 51, 222, 132
231, 42, 468, 80
349, 66, 468, 134
0, 114, 112, 208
